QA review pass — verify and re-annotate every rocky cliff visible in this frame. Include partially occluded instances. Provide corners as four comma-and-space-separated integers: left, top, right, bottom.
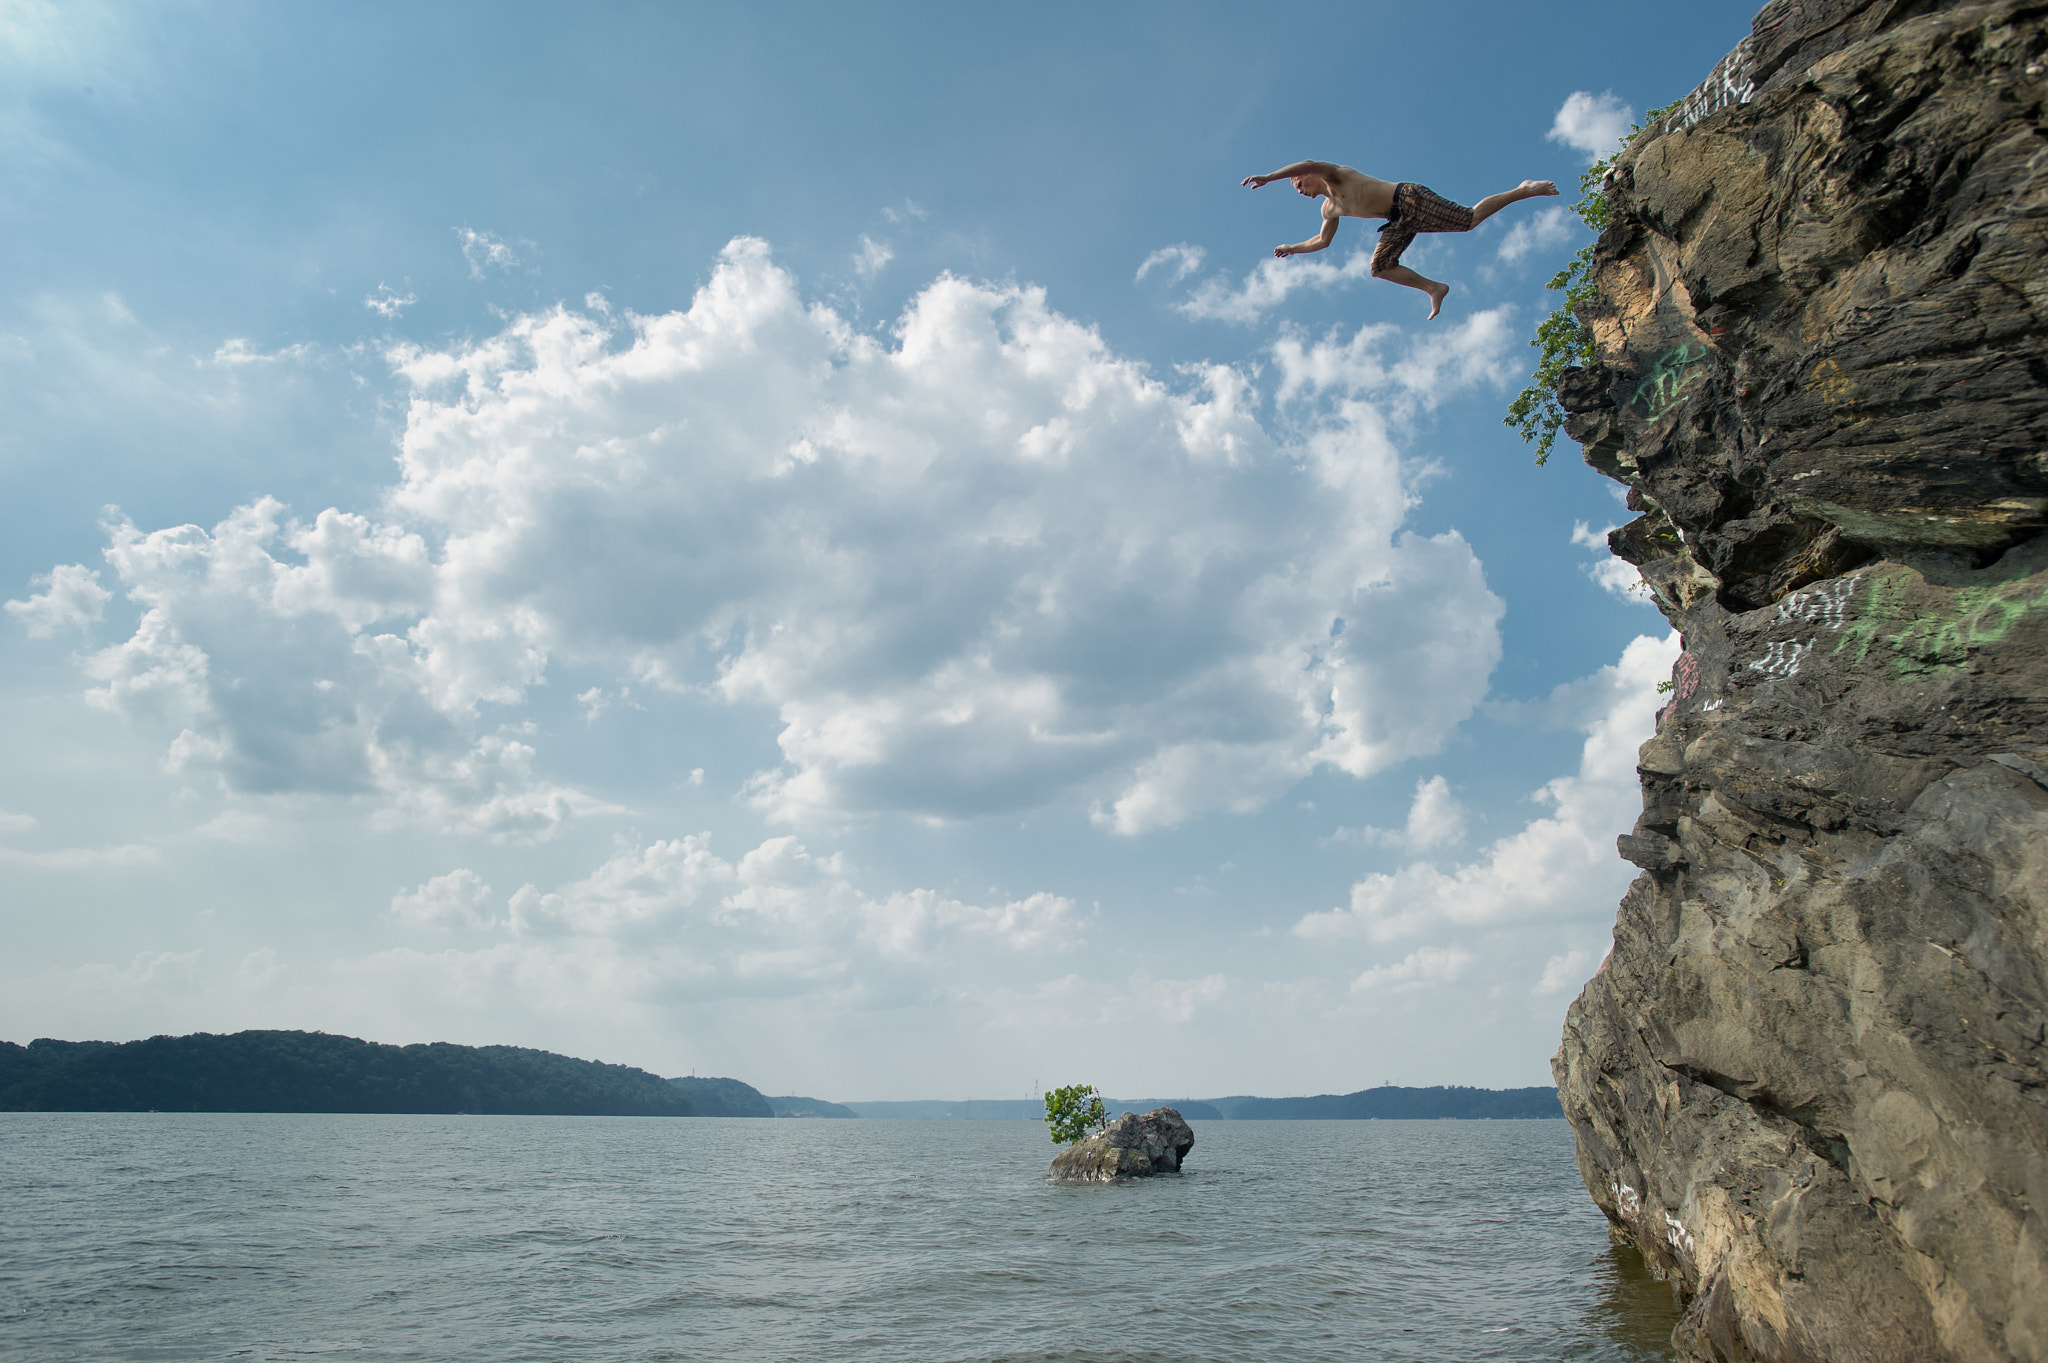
1550, 1, 2048, 1360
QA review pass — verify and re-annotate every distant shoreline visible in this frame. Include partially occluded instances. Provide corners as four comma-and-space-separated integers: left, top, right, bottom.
2, 1031, 1559, 1119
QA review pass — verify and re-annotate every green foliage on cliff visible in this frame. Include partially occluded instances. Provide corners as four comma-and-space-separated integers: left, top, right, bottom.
1504, 104, 1675, 465
0, 1030, 699, 1115
1043, 1083, 1109, 1144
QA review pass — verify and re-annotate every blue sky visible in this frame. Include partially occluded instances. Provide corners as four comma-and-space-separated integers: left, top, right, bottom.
2, 1, 1756, 1099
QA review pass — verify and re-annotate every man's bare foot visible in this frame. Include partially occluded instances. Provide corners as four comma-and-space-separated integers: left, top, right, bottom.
1523, 180, 1559, 198
1426, 281, 1450, 320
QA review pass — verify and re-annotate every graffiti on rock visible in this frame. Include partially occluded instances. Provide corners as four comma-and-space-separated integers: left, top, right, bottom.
1668, 38, 1758, 132
1672, 652, 1701, 700
1747, 639, 1813, 679
1808, 357, 1855, 405
1776, 575, 1857, 630
1836, 570, 2048, 677
1629, 341, 1711, 421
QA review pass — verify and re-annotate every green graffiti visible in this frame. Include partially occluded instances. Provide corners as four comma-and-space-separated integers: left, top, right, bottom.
1629, 341, 1711, 420
1833, 569, 2048, 678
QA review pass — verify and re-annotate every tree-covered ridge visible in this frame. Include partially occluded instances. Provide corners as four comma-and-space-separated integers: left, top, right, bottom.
1208, 1086, 1561, 1120
667, 1076, 774, 1117
0, 1031, 698, 1116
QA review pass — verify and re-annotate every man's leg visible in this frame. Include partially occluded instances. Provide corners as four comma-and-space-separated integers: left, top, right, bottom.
1374, 263, 1451, 320
1469, 180, 1560, 227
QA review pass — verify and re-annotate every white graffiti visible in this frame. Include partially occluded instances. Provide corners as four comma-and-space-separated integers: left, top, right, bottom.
1747, 639, 1812, 679
1702, 698, 1724, 712
1665, 1211, 1696, 1256
1775, 575, 1858, 631
1671, 38, 1757, 132
1613, 1181, 1643, 1217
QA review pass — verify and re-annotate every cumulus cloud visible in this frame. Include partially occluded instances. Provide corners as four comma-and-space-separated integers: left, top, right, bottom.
1336, 774, 1467, 851
880, 200, 927, 225
34, 238, 1507, 839
392, 868, 499, 929
1496, 206, 1574, 264
1271, 308, 1516, 413
6, 563, 110, 636
365, 284, 416, 319
506, 830, 1081, 958
1548, 91, 1634, 160
1351, 943, 1471, 993
1181, 249, 1376, 323
1535, 946, 1597, 996
1573, 519, 1652, 602
1135, 244, 1205, 283
853, 234, 893, 278
456, 227, 522, 278
1296, 630, 1678, 942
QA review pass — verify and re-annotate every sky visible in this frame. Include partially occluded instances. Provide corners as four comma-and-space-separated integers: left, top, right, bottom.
0, 0, 1758, 1100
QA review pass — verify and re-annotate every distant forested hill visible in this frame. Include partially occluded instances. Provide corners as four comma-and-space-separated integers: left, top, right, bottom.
667, 1076, 773, 1117
766, 1095, 858, 1118
0, 1031, 697, 1115
1209, 1086, 1561, 1119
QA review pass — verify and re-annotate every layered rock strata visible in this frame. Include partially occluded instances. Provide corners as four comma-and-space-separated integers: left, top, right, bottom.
1049, 1107, 1195, 1182
1550, 2, 2048, 1360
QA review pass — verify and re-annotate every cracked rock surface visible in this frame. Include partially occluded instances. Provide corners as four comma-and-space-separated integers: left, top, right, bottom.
1048, 1107, 1194, 1182
1551, 1, 2048, 1359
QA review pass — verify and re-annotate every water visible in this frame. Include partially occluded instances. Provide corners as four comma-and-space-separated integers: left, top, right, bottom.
0, 1114, 1681, 1361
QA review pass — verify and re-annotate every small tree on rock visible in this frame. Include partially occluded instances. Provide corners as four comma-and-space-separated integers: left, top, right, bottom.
1043, 1083, 1110, 1145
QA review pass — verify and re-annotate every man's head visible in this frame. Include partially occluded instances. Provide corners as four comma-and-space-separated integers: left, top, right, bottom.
1291, 174, 1330, 199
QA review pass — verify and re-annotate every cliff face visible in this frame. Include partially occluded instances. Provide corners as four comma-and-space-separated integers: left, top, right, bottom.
1550, 2, 2048, 1360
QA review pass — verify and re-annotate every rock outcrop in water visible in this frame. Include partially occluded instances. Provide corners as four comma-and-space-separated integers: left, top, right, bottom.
1549, 1, 2048, 1359
1049, 1107, 1195, 1182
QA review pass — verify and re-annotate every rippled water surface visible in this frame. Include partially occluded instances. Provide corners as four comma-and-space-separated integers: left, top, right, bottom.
0, 1114, 1680, 1361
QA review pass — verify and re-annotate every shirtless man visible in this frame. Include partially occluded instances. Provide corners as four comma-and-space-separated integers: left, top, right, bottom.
1241, 161, 1558, 319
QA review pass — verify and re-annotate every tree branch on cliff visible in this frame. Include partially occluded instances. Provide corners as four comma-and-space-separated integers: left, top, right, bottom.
1504, 104, 1673, 465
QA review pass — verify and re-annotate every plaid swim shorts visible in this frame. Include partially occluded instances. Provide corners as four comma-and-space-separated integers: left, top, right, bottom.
1371, 183, 1475, 273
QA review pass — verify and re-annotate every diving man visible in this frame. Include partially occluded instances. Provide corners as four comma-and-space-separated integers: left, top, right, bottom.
1241, 161, 1558, 319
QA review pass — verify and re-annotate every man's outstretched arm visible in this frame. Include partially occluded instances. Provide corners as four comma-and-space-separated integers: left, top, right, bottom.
1275, 216, 1339, 257
1242, 160, 1340, 188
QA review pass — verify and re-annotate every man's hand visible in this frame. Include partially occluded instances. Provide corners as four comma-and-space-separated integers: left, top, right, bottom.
1242, 175, 1271, 188
1273, 244, 1293, 257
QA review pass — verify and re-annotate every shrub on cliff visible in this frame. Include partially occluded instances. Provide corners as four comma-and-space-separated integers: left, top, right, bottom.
1504, 103, 1673, 464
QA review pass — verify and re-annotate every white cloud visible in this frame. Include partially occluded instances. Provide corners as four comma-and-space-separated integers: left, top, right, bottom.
365, 285, 416, 319
1569, 519, 1614, 551
1573, 519, 1652, 602
504, 830, 1081, 959
1135, 244, 1205, 284
1351, 943, 1471, 993
6, 563, 109, 637
1181, 249, 1376, 324
392, 868, 499, 929
1296, 630, 1678, 942
1338, 774, 1467, 851
880, 200, 927, 225
1548, 91, 1634, 160
1534, 946, 1596, 996
34, 238, 1506, 840
853, 234, 893, 278
1496, 206, 1574, 264
0, 840, 159, 869
456, 227, 521, 278
0, 811, 38, 833
1272, 308, 1517, 413
236, 947, 285, 989
213, 338, 313, 367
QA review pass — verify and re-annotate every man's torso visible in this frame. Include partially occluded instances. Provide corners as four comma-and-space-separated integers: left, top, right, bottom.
1321, 166, 1397, 220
